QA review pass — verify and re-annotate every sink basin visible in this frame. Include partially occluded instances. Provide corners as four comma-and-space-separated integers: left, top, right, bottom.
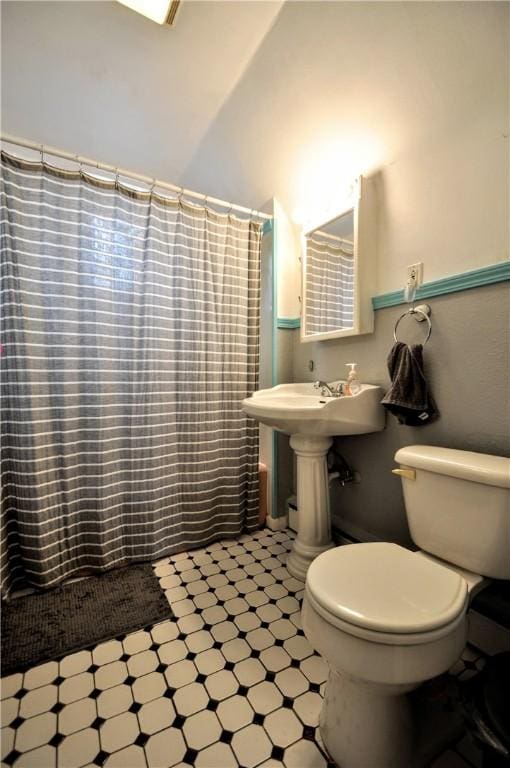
242, 381, 385, 580
242, 381, 385, 437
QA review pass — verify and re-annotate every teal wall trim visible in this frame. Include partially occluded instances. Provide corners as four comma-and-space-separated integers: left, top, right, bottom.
262, 219, 273, 236
372, 261, 510, 310
277, 317, 301, 329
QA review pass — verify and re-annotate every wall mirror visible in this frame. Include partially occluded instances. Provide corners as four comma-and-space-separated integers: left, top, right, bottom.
301, 175, 376, 343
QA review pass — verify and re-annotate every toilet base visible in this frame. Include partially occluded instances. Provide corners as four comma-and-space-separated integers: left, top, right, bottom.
320, 670, 464, 768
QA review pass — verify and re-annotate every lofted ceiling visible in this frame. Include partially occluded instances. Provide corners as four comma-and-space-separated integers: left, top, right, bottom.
1, 0, 508, 227
0, 0, 284, 191
183, 1, 509, 217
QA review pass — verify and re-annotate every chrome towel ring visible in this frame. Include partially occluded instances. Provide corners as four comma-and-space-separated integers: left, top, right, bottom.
393, 304, 432, 345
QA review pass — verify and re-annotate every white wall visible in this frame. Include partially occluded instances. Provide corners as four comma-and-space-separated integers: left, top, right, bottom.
3, 3, 508, 296
273, 200, 301, 320
184, 1, 509, 292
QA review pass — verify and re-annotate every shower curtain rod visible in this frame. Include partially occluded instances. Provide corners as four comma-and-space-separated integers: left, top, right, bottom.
312, 229, 354, 247
0, 133, 272, 221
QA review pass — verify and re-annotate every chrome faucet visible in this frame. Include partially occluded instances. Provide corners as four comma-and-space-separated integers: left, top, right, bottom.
314, 380, 343, 398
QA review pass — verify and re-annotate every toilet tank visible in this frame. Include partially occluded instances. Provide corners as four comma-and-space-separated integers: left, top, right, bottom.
395, 446, 510, 580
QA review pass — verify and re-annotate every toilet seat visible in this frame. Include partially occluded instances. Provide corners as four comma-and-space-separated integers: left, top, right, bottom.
306, 542, 468, 645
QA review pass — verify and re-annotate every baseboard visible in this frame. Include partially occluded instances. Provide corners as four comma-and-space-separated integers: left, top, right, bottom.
265, 514, 289, 531
468, 609, 510, 656
335, 532, 356, 546
332, 519, 382, 544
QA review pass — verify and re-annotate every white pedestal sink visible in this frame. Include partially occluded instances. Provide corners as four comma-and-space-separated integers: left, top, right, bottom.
242, 382, 385, 580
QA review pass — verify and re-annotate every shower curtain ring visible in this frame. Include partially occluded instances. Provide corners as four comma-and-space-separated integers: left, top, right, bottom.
149, 178, 156, 196
177, 186, 184, 205
114, 168, 119, 187
40, 144, 44, 164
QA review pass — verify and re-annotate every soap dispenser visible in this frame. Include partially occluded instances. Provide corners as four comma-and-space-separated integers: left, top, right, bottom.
345, 363, 361, 395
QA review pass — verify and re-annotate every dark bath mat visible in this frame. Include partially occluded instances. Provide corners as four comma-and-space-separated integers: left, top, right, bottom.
1, 564, 171, 676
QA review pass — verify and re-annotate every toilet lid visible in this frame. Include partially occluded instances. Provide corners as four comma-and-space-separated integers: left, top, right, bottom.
307, 543, 468, 634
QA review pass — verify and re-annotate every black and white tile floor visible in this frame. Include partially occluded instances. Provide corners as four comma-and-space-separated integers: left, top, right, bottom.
1, 528, 486, 768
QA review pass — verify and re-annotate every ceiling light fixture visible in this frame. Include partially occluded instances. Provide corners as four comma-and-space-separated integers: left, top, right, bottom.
117, 0, 180, 26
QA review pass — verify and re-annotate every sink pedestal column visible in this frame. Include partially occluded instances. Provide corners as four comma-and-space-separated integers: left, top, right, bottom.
287, 434, 335, 581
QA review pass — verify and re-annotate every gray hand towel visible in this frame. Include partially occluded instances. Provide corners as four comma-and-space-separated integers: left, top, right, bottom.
381, 342, 439, 426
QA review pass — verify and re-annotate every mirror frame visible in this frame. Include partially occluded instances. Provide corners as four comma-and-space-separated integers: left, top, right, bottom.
300, 175, 376, 343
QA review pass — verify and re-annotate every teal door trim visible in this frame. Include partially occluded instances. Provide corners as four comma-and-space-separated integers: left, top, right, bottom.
277, 317, 301, 329
262, 219, 273, 236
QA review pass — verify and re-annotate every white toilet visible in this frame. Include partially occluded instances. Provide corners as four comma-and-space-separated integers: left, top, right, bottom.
302, 445, 510, 768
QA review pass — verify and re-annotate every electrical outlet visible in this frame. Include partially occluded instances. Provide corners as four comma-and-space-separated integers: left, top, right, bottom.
405, 262, 423, 302
407, 262, 423, 288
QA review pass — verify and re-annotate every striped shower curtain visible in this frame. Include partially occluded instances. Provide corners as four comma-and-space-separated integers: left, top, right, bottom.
304, 234, 354, 335
0, 152, 261, 596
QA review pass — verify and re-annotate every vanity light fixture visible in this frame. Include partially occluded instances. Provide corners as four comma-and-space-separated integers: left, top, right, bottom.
117, 0, 180, 25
